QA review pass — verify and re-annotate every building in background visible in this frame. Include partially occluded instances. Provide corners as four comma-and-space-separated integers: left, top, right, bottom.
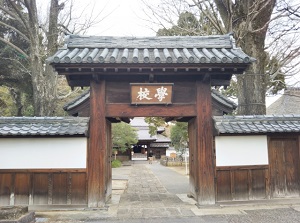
267, 87, 300, 114
130, 117, 171, 161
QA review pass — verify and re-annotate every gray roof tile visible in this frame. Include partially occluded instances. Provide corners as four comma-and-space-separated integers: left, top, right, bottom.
214, 115, 300, 134
0, 117, 89, 137
47, 35, 255, 65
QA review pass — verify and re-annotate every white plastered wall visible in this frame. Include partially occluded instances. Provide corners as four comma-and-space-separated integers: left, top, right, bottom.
0, 137, 87, 169
215, 135, 268, 166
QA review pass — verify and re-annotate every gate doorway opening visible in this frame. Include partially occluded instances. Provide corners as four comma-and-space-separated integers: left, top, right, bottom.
128, 117, 172, 162
113, 116, 188, 165
101, 110, 213, 208
111, 116, 191, 202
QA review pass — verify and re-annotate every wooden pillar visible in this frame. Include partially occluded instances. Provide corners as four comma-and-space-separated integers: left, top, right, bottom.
88, 80, 107, 207
195, 80, 215, 205
188, 118, 197, 198
105, 119, 112, 201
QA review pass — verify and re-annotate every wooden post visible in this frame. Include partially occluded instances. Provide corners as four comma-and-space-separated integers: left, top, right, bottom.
105, 120, 112, 201
88, 80, 107, 207
195, 80, 215, 205
188, 118, 197, 198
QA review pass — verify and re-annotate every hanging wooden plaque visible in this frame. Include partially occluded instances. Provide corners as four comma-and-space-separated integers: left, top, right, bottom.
130, 83, 173, 105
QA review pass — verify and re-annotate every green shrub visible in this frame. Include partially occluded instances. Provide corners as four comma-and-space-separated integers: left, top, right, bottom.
112, 159, 122, 168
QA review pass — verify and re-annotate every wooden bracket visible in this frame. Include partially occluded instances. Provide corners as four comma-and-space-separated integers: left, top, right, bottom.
203, 73, 210, 83
92, 74, 99, 83
149, 73, 154, 82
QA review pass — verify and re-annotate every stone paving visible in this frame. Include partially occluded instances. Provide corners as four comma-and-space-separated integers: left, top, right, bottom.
116, 163, 196, 219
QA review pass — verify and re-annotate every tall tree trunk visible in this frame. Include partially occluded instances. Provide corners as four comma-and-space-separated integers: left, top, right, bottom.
27, 0, 61, 116
30, 47, 56, 116
215, 0, 276, 115
234, 0, 275, 115
236, 32, 268, 115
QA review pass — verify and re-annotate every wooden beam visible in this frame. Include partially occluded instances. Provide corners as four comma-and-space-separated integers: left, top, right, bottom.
57, 70, 243, 77
53, 63, 249, 71
211, 79, 231, 86
195, 80, 215, 205
88, 80, 107, 207
176, 117, 194, 122
106, 104, 196, 117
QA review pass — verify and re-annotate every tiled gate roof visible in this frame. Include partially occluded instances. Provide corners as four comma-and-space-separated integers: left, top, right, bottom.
48, 34, 255, 88
48, 35, 255, 64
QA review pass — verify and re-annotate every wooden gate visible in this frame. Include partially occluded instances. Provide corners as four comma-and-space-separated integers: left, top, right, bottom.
49, 34, 254, 207
269, 137, 300, 198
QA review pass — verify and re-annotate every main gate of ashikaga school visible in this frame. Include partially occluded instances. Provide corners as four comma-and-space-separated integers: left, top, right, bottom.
49, 34, 254, 207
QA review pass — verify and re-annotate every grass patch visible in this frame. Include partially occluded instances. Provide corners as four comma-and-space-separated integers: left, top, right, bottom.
112, 159, 122, 168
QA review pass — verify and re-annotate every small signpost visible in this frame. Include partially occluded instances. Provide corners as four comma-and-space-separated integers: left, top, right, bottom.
131, 83, 173, 105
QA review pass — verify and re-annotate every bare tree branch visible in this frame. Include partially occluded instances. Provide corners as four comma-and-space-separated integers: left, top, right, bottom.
0, 20, 29, 41
197, 0, 226, 34
0, 56, 30, 74
0, 4, 22, 23
0, 36, 29, 58
9, 0, 31, 36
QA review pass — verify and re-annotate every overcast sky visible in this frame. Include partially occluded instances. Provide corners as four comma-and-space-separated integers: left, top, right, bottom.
86, 0, 158, 36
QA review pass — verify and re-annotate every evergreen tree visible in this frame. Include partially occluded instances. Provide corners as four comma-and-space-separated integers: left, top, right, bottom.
112, 122, 138, 153
170, 122, 188, 156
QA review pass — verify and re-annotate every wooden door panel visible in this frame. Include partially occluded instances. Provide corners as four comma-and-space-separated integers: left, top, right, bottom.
0, 173, 12, 205
284, 140, 299, 196
216, 170, 231, 201
270, 140, 286, 197
251, 169, 267, 199
233, 170, 248, 200
15, 173, 30, 205
33, 174, 49, 205
269, 138, 299, 198
275, 143, 286, 197
71, 173, 87, 204
53, 173, 67, 204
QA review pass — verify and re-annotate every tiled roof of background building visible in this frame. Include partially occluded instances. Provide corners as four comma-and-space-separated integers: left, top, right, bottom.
213, 115, 300, 134
211, 89, 237, 109
267, 88, 300, 115
130, 117, 155, 141
0, 117, 89, 136
63, 90, 90, 111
